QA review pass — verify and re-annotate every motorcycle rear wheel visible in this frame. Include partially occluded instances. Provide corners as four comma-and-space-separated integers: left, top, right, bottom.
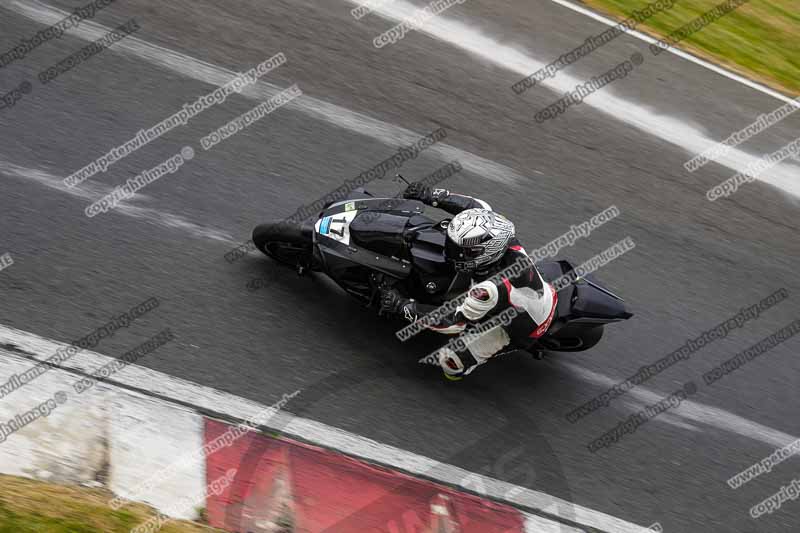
537, 325, 604, 352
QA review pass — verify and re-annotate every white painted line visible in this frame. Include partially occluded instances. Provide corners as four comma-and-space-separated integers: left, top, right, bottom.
0, 159, 129, 203
524, 512, 587, 533
0, 323, 656, 533
3, 0, 527, 188
545, 0, 798, 107
561, 361, 799, 450
348, 0, 800, 199
0, 159, 236, 244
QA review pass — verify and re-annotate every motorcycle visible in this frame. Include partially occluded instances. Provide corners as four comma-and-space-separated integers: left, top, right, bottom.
252, 181, 632, 358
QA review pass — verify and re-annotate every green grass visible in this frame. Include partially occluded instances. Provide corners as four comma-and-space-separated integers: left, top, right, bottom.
580, 0, 800, 96
0, 475, 224, 533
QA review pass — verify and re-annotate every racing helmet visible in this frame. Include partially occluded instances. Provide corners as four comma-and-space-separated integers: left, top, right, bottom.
445, 208, 515, 272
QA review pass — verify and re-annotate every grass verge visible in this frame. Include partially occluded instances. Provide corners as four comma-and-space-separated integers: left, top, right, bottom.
579, 0, 800, 96
0, 474, 224, 533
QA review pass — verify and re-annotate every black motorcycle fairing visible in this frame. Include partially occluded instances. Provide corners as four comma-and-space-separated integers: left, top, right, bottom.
349, 212, 409, 258
316, 236, 413, 280
572, 283, 633, 321
408, 226, 446, 272
320, 197, 425, 219
405, 223, 460, 302
313, 197, 459, 304
536, 260, 633, 332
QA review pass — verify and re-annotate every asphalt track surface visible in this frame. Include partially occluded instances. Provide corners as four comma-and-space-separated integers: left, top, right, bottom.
1, 0, 799, 532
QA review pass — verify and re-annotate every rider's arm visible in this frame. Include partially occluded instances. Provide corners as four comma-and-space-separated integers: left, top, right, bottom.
379, 290, 468, 332
423, 281, 502, 334
384, 285, 498, 337
428, 189, 492, 215
403, 183, 491, 215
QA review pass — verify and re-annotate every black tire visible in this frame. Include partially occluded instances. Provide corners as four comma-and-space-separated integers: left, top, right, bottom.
252, 221, 313, 268
539, 325, 604, 352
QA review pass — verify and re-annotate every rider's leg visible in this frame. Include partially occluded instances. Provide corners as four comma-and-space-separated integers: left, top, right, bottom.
436, 326, 511, 378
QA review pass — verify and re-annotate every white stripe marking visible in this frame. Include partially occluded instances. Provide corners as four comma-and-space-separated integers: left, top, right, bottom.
0, 323, 656, 533
0, 159, 142, 202
349, 0, 800, 199
561, 361, 799, 449
524, 512, 587, 533
0, 159, 236, 244
3, 0, 526, 188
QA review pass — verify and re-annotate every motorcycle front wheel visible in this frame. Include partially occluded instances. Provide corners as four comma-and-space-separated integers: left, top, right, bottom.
252, 221, 316, 270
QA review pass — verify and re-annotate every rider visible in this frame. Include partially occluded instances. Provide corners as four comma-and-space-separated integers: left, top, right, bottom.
378, 183, 558, 379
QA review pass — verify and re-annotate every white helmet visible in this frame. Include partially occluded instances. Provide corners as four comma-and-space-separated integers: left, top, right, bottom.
445, 208, 515, 272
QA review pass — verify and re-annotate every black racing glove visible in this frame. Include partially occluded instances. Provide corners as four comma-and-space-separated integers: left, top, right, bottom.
402, 182, 433, 204
378, 288, 419, 322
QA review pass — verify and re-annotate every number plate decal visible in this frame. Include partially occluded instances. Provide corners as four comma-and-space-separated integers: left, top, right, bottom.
315, 210, 358, 245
